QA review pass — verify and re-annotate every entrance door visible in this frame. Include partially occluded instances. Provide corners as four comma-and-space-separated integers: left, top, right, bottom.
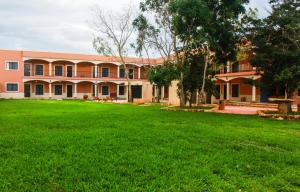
24, 84, 31, 97
67, 85, 73, 98
67, 66, 73, 77
223, 84, 227, 100
131, 85, 142, 101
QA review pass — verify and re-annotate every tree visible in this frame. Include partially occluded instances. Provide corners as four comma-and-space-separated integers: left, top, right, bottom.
169, 0, 249, 104
92, 5, 136, 102
250, 0, 300, 99
133, 0, 187, 107
147, 61, 179, 102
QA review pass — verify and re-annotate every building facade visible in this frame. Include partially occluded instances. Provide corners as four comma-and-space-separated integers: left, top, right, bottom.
1, 49, 299, 105
0, 49, 158, 102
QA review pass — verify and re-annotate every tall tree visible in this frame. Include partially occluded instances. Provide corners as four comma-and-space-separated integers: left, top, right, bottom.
92, 6, 136, 102
250, 0, 300, 99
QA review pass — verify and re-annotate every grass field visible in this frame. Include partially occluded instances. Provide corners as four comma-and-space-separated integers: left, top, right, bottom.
0, 100, 299, 191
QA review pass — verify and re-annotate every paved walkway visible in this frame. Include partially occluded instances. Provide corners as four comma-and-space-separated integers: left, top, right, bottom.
214, 105, 277, 115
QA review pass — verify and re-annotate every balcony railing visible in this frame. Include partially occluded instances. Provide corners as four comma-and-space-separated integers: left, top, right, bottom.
24, 70, 146, 80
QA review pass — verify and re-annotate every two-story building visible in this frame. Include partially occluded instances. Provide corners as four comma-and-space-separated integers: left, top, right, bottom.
0, 49, 158, 101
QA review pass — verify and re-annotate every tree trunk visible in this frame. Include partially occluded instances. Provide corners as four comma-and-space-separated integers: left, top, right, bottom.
156, 86, 161, 103
199, 55, 209, 104
179, 72, 185, 107
125, 68, 132, 103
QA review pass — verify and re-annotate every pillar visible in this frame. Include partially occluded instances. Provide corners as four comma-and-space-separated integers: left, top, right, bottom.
138, 67, 141, 79
226, 82, 230, 100
49, 62, 52, 77
161, 86, 164, 99
74, 83, 77, 98
49, 83, 52, 98
95, 65, 98, 78
74, 63, 78, 77
117, 84, 119, 97
94, 84, 98, 97
252, 84, 256, 102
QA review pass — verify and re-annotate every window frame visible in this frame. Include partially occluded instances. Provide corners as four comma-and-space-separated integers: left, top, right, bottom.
54, 84, 63, 95
118, 85, 125, 96
119, 67, 125, 78
101, 67, 109, 78
54, 65, 63, 77
35, 64, 44, 76
101, 85, 109, 96
35, 84, 44, 95
5, 61, 19, 71
231, 84, 240, 98
5, 82, 19, 92
129, 68, 134, 79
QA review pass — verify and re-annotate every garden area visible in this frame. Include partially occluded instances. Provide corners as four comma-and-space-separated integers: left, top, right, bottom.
0, 100, 299, 191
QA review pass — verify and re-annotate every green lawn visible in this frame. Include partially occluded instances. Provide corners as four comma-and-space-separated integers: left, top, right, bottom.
0, 100, 299, 192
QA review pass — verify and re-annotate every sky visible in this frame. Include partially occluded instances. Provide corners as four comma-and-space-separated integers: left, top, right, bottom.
0, 0, 271, 56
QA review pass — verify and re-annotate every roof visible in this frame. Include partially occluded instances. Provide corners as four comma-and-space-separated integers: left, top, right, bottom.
0, 49, 163, 65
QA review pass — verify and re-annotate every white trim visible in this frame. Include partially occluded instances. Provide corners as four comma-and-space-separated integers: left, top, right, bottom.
101, 67, 110, 78
5, 82, 19, 92
101, 85, 110, 96
5, 61, 19, 71
54, 83, 63, 95
54, 64, 63, 77
34, 64, 44, 76
231, 83, 240, 98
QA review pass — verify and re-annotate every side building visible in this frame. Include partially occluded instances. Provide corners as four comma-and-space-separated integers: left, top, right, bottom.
0, 49, 158, 102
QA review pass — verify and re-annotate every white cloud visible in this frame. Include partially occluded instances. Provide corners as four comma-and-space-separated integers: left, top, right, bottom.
0, 0, 270, 56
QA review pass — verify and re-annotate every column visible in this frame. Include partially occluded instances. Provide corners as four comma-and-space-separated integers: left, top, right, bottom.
49, 83, 52, 98
117, 66, 120, 78
95, 64, 98, 78
226, 82, 230, 100
252, 84, 256, 102
74, 83, 77, 98
138, 67, 141, 79
74, 63, 78, 77
49, 62, 52, 77
161, 86, 164, 99
94, 84, 98, 97
226, 61, 230, 73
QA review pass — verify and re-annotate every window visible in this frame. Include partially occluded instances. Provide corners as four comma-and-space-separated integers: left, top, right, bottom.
216, 85, 221, 99
232, 84, 240, 97
102, 85, 109, 96
129, 68, 134, 79
232, 63, 239, 72
102, 68, 109, 77
119, 68, 125, 78
5, 61, 18, 70
24, 63, 31, 76
119, 85, 125, 95
6, 83, 18, 92
35, 65, 44, 75
55, 66, 63, 76
54, 85, 63, 95
35, 85, 44, 95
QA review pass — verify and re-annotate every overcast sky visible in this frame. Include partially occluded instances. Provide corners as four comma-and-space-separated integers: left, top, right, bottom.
0, 0, 271, 56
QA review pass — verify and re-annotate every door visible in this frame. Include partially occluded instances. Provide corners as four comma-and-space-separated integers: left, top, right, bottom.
24, 84, 31, 97
223, 84, 227, 100
67, 66, 72, 77
131, 85, 142, 101
67, 85, 73, 98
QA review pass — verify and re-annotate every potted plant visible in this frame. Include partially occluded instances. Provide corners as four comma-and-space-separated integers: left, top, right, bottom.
83, 95, 88, 100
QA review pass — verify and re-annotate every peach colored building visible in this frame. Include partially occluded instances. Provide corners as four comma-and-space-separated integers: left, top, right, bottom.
0, 49, 159, 102
0, 49, 299, 105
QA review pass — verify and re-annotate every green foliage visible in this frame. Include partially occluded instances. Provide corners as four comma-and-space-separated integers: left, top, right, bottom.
0, 100, 299, 191
249, 0, 300, 98
147, 61, 179, 88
